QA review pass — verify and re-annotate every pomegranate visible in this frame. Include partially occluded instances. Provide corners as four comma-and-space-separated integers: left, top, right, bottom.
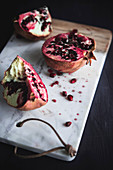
14, 6, 52, 41
42, 29, 96, 73
1, 56, 48, 111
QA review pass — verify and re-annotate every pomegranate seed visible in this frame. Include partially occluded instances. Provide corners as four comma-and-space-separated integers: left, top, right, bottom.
72, 89, 75, 92
49, 72, 56, 78
78, 91, 82, 94
67, 94, 73, 101
48, 69, 53, 73
64, 121, 72, 127
57, 71, 63, 76
61, 91, 67, 97
52, 99, 56, 102
50, 81, 59, 87
70, 78, 77, 84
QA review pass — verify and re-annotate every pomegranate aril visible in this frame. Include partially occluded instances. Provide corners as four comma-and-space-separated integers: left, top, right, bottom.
71, 58, 76, 61
41, 21, 51, 31
70, 78, 77, 84
39, 83, 44, 88
78, 91, 82, 94
51, 50, 57, 55
39, 6, 47, 14
49, 72, 56, 78
33, 82, 38, 88
43, 11, 47, 15
27, 68, 31, 72
46, 51, 51, 54
61, 91, 67, 97
73, 42, 77, 47
48, 68, 53, 73
57, 71, 63, 76
64, 121, 72, 127
47, 44, 54, 48
74, 118, 77, 121
50, 41, 55, 44
67, 94, 73, 101
64, 56, 70, 60
50, 81, 59, 87
32, 77, 36, 81
63, 44, 69, 49
71, 29, 78, 34
31, 73, 34, 76
52, 99, 56, 102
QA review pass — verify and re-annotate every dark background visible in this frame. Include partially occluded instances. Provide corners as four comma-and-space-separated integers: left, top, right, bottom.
0, 0, 113, 169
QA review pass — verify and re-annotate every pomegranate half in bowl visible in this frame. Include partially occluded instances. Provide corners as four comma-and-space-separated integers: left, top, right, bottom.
42, 29, 96, 73
14, 6, 52, 41
1, 56, 48, 111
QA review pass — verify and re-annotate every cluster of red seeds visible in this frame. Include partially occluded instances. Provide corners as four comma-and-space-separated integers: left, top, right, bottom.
61, 91, 73, 101
48, 68, 63, 78
47, 68, 84, 127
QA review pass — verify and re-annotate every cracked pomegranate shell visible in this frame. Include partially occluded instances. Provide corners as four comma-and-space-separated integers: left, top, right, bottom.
1, 56, 48, 111
42, 29, 96, 73
14, 6, 52, 41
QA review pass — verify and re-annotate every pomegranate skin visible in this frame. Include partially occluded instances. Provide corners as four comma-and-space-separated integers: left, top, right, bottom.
19, 98, 46, 111
14, 22, 51, 41
1, 56, 48, 111
43, 54, 87, 73
42, 30, 96, 73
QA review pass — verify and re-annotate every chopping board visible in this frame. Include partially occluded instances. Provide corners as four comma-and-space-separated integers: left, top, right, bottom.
0, 19, 112, 161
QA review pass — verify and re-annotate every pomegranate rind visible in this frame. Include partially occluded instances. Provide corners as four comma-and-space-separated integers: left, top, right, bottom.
43, 55, 87, 73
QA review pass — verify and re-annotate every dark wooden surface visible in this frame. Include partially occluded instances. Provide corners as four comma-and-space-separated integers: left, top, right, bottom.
0, 1, 113, 170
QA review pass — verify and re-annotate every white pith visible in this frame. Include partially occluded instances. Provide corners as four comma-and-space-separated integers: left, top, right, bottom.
4, 87, 21, 107
2, 57, 25, 107
29, 15, 51, 36
2, 57, 25, 83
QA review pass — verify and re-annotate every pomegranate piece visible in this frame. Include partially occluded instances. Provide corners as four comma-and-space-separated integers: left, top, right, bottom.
42, 29, 96, 73
1, 55, 48, 111
14, 6, 52, 41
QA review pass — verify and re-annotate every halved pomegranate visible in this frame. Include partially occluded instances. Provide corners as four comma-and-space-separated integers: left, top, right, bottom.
1, 56, 48, 111
42, 29, 96, 73
14, 6, 52, 40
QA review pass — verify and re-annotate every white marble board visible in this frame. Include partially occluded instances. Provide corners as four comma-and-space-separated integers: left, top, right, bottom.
0, 19, 112, 161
